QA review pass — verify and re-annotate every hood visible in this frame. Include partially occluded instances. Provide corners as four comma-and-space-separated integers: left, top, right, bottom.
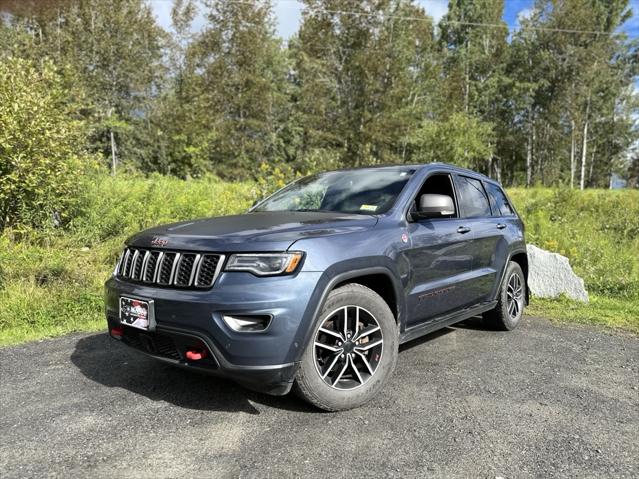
126, 211, 378, 252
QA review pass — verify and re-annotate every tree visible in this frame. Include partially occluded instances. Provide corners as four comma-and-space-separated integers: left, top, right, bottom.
439, 0, 508, 177
291, 0, 440, 167
176, 0, 289, 178
0, 0, 166, 173
508, 0, 638, 187
409, 112, 494, 167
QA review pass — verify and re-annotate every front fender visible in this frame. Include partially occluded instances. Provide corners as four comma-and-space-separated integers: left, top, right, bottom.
286, 258, 406, 363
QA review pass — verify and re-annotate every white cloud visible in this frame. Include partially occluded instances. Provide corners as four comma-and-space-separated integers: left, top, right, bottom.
416, 0, 448, 24
516, 7, 534, 25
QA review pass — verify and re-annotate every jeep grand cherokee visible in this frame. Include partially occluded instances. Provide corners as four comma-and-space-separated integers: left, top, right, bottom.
104, 163, 528, 411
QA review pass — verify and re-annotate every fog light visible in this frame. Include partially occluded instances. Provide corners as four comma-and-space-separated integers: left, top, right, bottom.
222, 314, 272, 332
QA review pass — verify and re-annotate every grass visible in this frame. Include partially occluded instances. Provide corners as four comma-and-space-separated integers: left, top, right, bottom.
0, 174, 255, 346
0, 177, 637, 346
527, 295, 639, 334
507, 187, 639, 334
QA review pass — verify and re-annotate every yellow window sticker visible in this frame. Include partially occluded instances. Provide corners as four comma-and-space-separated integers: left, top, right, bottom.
360, 204, 378, 212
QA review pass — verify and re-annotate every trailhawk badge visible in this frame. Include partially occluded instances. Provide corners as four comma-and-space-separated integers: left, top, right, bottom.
150, 236, 169, 247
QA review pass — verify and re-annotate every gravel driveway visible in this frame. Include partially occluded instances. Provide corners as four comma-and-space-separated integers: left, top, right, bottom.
1, 316, 637, 478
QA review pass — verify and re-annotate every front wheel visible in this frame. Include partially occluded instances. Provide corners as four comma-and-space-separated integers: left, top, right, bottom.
294, 283, 398, 411
483, 261, 526, 331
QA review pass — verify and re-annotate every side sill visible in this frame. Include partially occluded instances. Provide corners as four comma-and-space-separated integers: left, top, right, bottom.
399, 301, 497, 344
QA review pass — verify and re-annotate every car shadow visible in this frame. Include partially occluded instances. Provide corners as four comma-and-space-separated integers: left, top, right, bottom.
454, 315, 497, 331
398, 315, 496, 351
399, 326, 455, 352
70, 333, 316, 415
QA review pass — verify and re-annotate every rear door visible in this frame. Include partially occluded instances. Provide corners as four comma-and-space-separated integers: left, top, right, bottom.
453, 175, 504, 304
483, 181, 519, 299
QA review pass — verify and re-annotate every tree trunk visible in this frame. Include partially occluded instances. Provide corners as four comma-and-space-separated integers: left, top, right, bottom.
526, 121, 534, 187
464, 40, 470, 114
110, 129, 117, 176
579, 120, 588, 190
580, 96, 591, 190
570, 119, 575, 189
588, 145, 596, 185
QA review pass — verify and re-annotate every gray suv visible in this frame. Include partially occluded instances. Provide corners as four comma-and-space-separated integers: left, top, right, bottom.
105, 163, 528, 410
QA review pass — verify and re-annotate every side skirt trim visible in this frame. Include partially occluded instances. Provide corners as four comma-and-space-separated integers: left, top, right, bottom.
399, 301, 497, 344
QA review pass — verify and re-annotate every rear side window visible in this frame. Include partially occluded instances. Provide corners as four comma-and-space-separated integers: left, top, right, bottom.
456, 176, 491, 218
485, 182, 515, 216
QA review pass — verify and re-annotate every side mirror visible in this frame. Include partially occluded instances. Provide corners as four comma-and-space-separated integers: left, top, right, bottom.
411, 194, 455, 220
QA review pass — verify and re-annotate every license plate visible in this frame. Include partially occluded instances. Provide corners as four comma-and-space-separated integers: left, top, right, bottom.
120, 297, 150, 330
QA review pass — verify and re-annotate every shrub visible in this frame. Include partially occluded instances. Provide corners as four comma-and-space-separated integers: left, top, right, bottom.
0, 58, 94, 230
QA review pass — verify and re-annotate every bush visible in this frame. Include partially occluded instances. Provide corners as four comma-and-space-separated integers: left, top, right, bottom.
0, 58, 93, 230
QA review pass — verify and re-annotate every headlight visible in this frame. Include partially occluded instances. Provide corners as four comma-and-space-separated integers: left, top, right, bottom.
225, 252, 303, 276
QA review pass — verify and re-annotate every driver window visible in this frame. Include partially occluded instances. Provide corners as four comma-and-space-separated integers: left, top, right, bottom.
413, 173, 457, 218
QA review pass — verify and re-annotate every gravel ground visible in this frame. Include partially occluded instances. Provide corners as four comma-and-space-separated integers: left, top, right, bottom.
0, 316, 637, 479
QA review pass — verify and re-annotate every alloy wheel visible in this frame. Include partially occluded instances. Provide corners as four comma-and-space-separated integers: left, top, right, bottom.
506, 272, 524, 320
312, 305, 384, 390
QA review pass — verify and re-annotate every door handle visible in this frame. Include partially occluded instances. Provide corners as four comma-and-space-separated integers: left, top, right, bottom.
496, 223, 507, 230
457, 226, 471, 234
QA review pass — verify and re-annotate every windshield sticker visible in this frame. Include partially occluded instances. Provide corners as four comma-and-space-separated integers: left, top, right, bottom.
360, 204, 378, 212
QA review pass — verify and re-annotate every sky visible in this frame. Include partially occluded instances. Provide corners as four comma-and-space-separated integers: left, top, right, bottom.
149, 0, 639, 40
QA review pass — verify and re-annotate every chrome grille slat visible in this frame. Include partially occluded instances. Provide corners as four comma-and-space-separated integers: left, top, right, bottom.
195, 254, 225, 288
132, 249, 145, 280
169, 253, 181, 285
121, 249, 132, 277
153, 251, 164, 283
189, 254, 201, 285
174, 253, 197, 287
143, 251, 160, 283
140, 250, 151, 282
157, 252, 176, 285
116, 247, 223, 289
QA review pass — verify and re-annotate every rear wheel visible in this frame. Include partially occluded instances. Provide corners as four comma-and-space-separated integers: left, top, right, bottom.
484, 261, 526, 331
294, 283, 398, 411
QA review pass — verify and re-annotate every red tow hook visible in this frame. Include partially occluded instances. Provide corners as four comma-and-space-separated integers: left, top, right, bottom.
110, 326, 124, 339
185, 348, 208, 361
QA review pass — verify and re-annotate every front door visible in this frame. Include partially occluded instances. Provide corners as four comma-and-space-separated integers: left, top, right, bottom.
403, 173, 476, 328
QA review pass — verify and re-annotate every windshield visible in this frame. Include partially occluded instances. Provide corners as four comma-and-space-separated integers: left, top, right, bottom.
253, 167, 416, 215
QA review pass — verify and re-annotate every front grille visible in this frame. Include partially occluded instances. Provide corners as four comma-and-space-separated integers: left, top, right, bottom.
116, 248, 224, 289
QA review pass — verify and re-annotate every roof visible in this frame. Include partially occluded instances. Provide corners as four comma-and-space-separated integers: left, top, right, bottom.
323, 162, 496, 183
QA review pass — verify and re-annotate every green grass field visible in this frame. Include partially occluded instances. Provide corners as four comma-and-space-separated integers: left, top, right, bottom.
0, 176, 637, 345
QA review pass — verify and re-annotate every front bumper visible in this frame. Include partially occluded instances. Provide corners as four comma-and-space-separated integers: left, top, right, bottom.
104, 270, 323, 395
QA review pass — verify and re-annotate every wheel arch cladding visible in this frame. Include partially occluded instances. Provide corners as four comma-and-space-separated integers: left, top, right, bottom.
510, 251, 529, 304
334, 273, 399, 324
290, 266, 404, 365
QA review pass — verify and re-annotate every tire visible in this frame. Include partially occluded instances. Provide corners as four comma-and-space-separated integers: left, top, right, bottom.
483, 261, 526, 331
294, 283, 398, 411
